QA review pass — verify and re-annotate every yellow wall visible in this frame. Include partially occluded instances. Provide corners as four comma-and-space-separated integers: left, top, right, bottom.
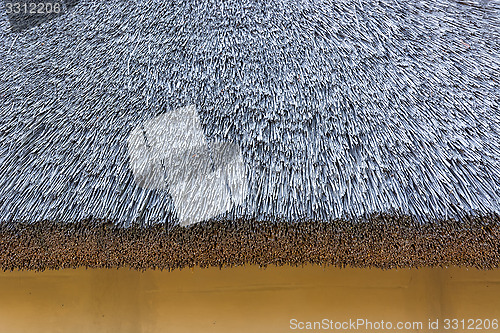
1, 266, 499, 332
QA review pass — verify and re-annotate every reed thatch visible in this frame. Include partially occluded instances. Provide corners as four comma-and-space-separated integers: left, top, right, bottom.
0, 0, 499, 269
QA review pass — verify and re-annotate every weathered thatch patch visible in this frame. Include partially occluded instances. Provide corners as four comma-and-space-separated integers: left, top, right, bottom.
2, 213, 499, 271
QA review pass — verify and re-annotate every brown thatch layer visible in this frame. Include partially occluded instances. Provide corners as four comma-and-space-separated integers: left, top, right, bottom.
1, 214, 500, 271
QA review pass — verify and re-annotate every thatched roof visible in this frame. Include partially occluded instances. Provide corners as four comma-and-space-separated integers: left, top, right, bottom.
0, 0, 499, 269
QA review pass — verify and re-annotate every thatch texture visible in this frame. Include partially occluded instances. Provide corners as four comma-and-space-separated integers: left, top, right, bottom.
1, 215, 500, 271
0, 0, 499, 268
